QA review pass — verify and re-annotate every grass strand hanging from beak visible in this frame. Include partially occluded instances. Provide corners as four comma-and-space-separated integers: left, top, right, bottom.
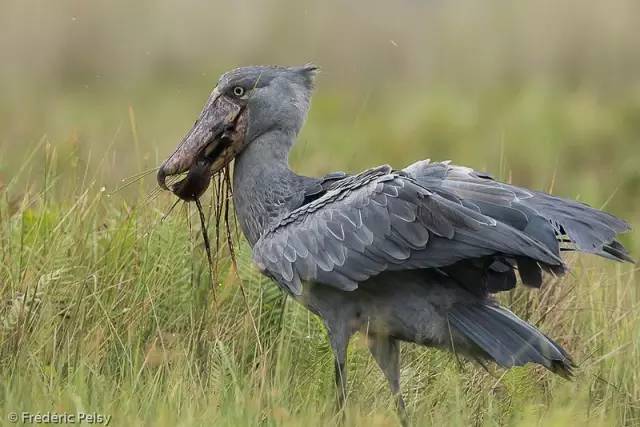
167, 162, 263, 353
195, 197, 215, 298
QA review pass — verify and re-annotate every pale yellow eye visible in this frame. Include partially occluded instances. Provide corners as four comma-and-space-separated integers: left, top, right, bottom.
233, 86, 245, 97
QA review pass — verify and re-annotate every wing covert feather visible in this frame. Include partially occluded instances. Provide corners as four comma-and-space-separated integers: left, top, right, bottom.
404, 159, 632, 263
253, 165, 564, 295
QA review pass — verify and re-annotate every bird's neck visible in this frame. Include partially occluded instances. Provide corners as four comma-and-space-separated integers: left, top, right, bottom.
232, 130, 308, 246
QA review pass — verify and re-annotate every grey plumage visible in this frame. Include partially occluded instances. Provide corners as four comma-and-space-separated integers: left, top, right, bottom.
448, 303, 574, 377
252, 165, 570, 295
157, 65, 633, 424
405, 160, 631, 260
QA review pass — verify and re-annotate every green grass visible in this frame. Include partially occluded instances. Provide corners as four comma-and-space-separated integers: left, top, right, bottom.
0, 85, 639, 426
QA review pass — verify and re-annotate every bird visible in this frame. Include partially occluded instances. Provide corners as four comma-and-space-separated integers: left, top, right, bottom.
157, 65, 633, 423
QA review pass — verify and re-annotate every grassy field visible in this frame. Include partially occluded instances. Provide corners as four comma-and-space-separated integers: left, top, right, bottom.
0, 84, 638, 426
1, 1, 640, 425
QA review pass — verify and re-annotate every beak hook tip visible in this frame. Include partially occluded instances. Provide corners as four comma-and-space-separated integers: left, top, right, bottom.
157, 167, 169, 190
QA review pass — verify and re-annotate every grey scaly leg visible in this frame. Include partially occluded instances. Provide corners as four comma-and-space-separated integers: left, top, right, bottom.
326, 324, 351, 417
368, 334, 408, 426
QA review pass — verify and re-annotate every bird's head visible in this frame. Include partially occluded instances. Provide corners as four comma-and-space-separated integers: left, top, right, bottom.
157, 64, 317, 193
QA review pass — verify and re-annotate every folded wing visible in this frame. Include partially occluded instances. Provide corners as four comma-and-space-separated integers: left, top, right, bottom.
404, 160, 632, 263
253, 165, 567, 295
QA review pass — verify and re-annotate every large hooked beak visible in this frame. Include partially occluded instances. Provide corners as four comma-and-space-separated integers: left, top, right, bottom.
157, 87, 248, 191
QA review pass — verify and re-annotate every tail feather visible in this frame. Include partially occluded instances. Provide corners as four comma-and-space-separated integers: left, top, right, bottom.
600, 240, 635, 263
448, 303, 574, 378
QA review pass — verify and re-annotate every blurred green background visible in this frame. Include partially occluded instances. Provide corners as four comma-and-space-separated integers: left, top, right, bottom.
1, 0, 639, 218
1, 1, 639, 426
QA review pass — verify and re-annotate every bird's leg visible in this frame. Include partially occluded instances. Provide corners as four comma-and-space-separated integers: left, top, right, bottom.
326, 325, 350, 416
334, 357, 347, 412
367, 334, 408, 426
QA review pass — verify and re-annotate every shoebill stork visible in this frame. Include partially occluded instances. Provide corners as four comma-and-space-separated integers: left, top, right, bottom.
157, 65, 633, 422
